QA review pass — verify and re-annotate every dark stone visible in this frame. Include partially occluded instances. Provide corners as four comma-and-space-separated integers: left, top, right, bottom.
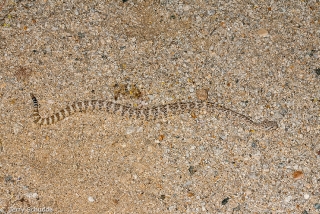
222, 197, 230, 205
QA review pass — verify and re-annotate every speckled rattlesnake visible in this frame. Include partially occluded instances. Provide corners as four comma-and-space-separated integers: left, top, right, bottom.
30, 93, 278, 130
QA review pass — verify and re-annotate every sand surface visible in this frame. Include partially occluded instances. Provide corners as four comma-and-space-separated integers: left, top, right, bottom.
0, 0, 319, 213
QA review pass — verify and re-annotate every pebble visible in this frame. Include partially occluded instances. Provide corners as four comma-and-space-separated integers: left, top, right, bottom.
88, 196, 95, 202
221, 197, 230, 205
245, 190, 252, 195
284, 196, 292, 203
292, 170, 304, 179
5, 175, 13, 182
25, 192, 39, 199
303, 193, 309, 199
196, 89, 208, 101
183, 5, 190, 11
207, 10, 215, 15
188, 166, 196, 175
13, 123, 23, 135
315, 203, 320, 209
219, 135, 227, 140
168, 205, 176, 211
126, 126, 135, 135
136, 126, 143, 133
257, 29, 269, 37
183, 181, 192, 187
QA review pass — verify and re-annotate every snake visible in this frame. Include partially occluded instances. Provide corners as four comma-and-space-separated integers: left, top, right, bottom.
30, 93, 278, 130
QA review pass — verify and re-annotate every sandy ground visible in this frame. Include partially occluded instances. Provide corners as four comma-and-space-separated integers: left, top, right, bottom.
0, 0, 319, 213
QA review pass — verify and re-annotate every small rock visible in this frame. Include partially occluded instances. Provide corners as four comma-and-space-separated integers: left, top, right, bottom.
219, 135, 227, 140
183, 181, 192, 187
136, 126, 143, 133
257, 29, 269, 37
183, 5, 190, 11
188, 166, 197, 175
13, 123, 23, 135
5, 175, 13, 182
47, 100, 55, 104
112, 199, 119, 204
158, 135, 165, 141
196, 89, 208, 101
284, 196, 292, 203
304, 193, 310, 199
126, 126, 135, 135
168, 205, 176, 211
315, 203, 320, 209
222, 197, 230, 205
207, 10, 215, 15
292, 170, 304, 179
88, 196, 95, 202
25, 192, 39, 199
187, 192, 194, 197
245, 190, 252, 195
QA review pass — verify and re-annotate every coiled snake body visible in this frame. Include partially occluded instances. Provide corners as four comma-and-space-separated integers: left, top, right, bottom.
30, 93, 278, 130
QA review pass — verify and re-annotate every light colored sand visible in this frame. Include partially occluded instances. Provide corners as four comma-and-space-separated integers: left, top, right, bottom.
0, 0, 319, 213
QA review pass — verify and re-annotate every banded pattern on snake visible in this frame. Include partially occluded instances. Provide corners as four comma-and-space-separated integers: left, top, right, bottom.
30, 93, 278, 130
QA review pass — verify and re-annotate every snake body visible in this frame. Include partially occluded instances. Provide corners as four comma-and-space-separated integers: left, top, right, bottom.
30, 93, 278, 130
